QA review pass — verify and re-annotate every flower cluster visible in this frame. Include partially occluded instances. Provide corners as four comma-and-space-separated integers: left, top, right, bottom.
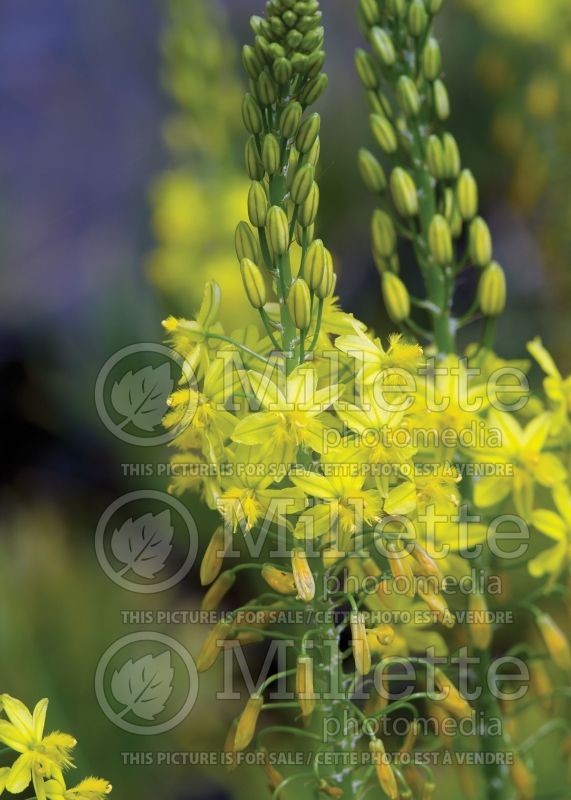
162, 1, 571, 798
0, 694, 111, 800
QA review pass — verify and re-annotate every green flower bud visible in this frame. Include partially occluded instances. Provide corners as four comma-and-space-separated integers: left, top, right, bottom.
288, 30, 305, 51
298, 14, 318, 34
288, 278, 312, 329
426, 135, 445, 179
315, 249, 335, 299
427, 0, 444, 12
479, 261, 506, 317
360, 0, 380, 26
240, 258, 267, 309
269, 15, 286, 37
457, 169, 479, 220
287, 148, 300, 189
267, 206, 290, 255
355, 49, 378, 90
305, 239, 326, 290
390, 168, 419, 217
299, 182, 320, 227
304, 140, 318, 171
291, 163, 315, 205
422, 38, 442, 81
296, 222, 315, 246
273, 57, 292, 84
242, 94, 264, 135
358, 148, 387, 192
296, 113, 321, 153
396, 75, 420, 116
199, 280, 222, 328
250, 15, 264, 36
382, 272, 410, 322
469, 217, 493, 267
283, 9, 298, 28
301, 26, 324, 53
408, 0, 428, 37
371, 114, 398, 154
281, 102, 303, 140
306, 50, 326, 78
262, 133, 281, 175
257, 71, 278, 106
245, 136, 264, 180
248, 182, 269, 228
256, 36, 273, 63
235, 221, 261, 264
370, 27, 396, 67
300, 74, 328, 106
387, 0, 407, 15
372, 209, 397, 258
433, 79, 450, 120
242, 45, 263, 80
442, 133, 461, 178
443, 187, 455, 222
428, 214, 453, 264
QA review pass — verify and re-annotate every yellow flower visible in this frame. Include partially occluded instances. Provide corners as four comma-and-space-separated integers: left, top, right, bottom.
44, 776, 112, 800
336, 328, 423, 388
0, 695, 76, 800
530, 483, 571, 582
528, 337, 571, 436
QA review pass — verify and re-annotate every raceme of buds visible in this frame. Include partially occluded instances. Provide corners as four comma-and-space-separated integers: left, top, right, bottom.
350, 612, 372, 675
248, 182, 268, 228
469, 217, 493, 267
261, 565, 296, 595
422, 37, 441, 81
371, 114, 398, 154
382, 271, 410, 321
201, 571, 236, 612
468, 592, 493, 650
235, 221, 261, 264
478, 261, 506, 317
234, 694, 264, 751
266, 206, 290, 255
396, 75, 420, 116
358, 148, 386, 192
287, 278, 312, 329
291, 548, 315, 601
197, 621, 232, 672
200, 526, 228, 586
291, 163, 315, 205
457, 169, 479, 220
296, 655, 316, 717
240, 258, 267, 309
536, 612, 571, 670
428, 214, 453, 265
262, 133, 280, 175
372, 209, 397, 258
390, 168, 419, 217
369, 739, 398, 800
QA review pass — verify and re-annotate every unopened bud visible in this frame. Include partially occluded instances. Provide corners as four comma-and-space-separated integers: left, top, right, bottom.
396, 75, 420, 116
370, 27, 396, 66
200, 526, 229, 585
390, 167, 418, 216
469, 217, 493, 266
427, 0, 444, 12
305, 239, 326, 290
281, 101, 303, 140
426, 135, 445, 179
299, 182, 320, 227
296, 112, 321, 153
372, 210, 397, 258
360, 0, 380, 26
428, 214, 453, 264
240, 258, 267, 309
408, 0, 428, 36
262, 134, 280, 175
291, 548, 315, 600
199, 280, 222, 329
355, 49, 378, 90
242, 45, 263, 80
358, 148, 387, 193
196, 621, 232, 672
261, 564, 296, 594
300, 74, 328, 106
457, 169, 479, 220
387, 542, 415, 596
468, 591, 493, 649
306, 51, 326, 79
291, 163, 315, 205
422, 37, 442, 81
509, 757, 535, 800
235, 221, 261, 264
234, 695, 263, 751
266, 206, 290, 254
371, 114, 398, 154
287, 278, 312, 329
433, 79, 450, 120
245, 136, 264, 180
296, 655, 316, 717
201, 571, 236, 612
350, 612, 372, 674
306, 135, 321, 167
242, 93, 263, 134
273, 57, 292, 85
536, 612, 571, 670
442, 133, 461, 178
315, 249, 335, 299
382, 271, 410, 321
248, 182, 269, 227
370, 739, 398, 800
257, 71, 278, 106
